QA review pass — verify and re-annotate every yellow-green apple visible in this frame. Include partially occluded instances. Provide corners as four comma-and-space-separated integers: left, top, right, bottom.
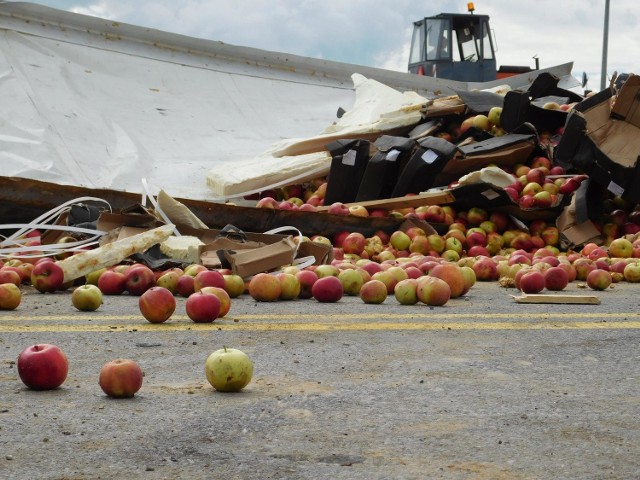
72, 284, 103, 311
487, 106, 502, 126
393, 278, 419, 305
223, 274, 246, 298
312, 275, 343, 302
314, 264, 339, 278
359, 279, 388, 304
371, 270, 397, 294
466, 207, 488, 226
390, 231, 411, 251
533, 190, 553, 208
205, 347, 253, 392
17, 344, 68, 390
99, 359, 143, 398
0, 283, 21, 310
185, 291, 221, 322
139, 286, 176, 323
444, 237, 463, 255
348, 205, 369, 217
338, 268, 364, 296
623, 262, 640, 282
85, 268, 107, 286
275, 273, 301, 300
608, 238, 633, 258
460, 265, 476, 294
184, 264, 208, 277
155, 270, 180, 294
30, 260, 64, 293
472, 114, 491, 131
409, 235, 430, 255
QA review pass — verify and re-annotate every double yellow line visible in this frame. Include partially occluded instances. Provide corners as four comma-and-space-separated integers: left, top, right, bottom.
1, 312, 638, 332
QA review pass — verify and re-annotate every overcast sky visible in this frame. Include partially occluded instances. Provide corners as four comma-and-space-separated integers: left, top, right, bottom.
11, 1, 638, 92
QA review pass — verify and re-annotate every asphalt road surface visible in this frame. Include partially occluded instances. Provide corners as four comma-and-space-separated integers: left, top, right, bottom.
1, 280, 639, 480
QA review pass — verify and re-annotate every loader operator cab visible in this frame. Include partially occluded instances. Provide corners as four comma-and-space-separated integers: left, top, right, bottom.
408, 4, 497, 82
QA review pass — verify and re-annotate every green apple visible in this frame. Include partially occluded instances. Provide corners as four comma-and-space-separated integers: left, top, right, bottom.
487, 106, 502, 126
205, 347, 253, 392
71, 284, 103, 311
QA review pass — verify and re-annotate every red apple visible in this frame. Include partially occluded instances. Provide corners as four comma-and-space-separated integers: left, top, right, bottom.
124, 265, 155, 296
185, 291, 221, 322
193, 269, 225, 292
544, 266, 569, 291
176, 274, 196, 298
200, 286, 233, 316
98, 270, 127, 295
139, 286, 176, 323
30, 260, 64, 293
17, 344, 68, 390
71, 284, 103, 311
255, 197, 279, 209
327, 202, 350, 216
518, 270, 545, 293
0, 283, 21, 310
295, 269, 319, 299
98, 359, 143, 398
311, 275, 343, 302
0, 268, 22, 286
342, 232, 366, 255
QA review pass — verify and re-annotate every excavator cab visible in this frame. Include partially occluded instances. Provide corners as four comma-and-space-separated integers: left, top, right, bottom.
408, 6, 497, 82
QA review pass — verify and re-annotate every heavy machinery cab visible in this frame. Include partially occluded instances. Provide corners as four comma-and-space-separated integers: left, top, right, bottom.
408, 12, 497, 82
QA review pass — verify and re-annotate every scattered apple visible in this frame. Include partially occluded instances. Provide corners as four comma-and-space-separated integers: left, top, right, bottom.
205, 346, 253, 392
139, 286, 176, 323
17, 344, 68, 390
98, 359, 143, 398
71, 284, 103, 311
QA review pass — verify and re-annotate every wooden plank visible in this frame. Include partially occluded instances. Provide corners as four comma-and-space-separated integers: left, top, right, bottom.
316, 190, 456, 212
511, 294, 601, 305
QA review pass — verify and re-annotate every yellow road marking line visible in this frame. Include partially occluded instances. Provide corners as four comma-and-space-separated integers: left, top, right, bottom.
1, 321, 639, 333
0, 312, 638, 322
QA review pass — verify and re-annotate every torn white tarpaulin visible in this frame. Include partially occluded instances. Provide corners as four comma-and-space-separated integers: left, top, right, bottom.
206, 73, 429, 197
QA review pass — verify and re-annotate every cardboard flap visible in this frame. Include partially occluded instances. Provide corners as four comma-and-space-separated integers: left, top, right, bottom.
454, 89, 504, 113
224, 236, 297, 278
373, 135, 416, 153
611, 74, 640, 126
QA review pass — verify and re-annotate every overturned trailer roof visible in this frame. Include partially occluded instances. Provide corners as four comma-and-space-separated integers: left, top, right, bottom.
0, 2, 576, 202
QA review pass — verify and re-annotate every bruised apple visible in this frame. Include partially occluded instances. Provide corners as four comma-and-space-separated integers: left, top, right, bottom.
205, 347, 253, 392
139, 286, 176, 323
98, 359, 143, 398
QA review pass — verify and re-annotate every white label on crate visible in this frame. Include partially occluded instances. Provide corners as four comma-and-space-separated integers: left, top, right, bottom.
421, 149, 438, 164
607, 181, 624, 197
342, 149, 357, 166
385, 149, 400, 162
481, 189, 500, 200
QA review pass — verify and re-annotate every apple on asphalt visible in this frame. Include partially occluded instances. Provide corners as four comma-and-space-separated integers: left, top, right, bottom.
17, 344, 69, 390
139, 286, 176, 323
71, 284, 104, 311
30, 260, 65, 293
205, 347, 253, 392
99, 359, 144, 398
0, 283, 21, 310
